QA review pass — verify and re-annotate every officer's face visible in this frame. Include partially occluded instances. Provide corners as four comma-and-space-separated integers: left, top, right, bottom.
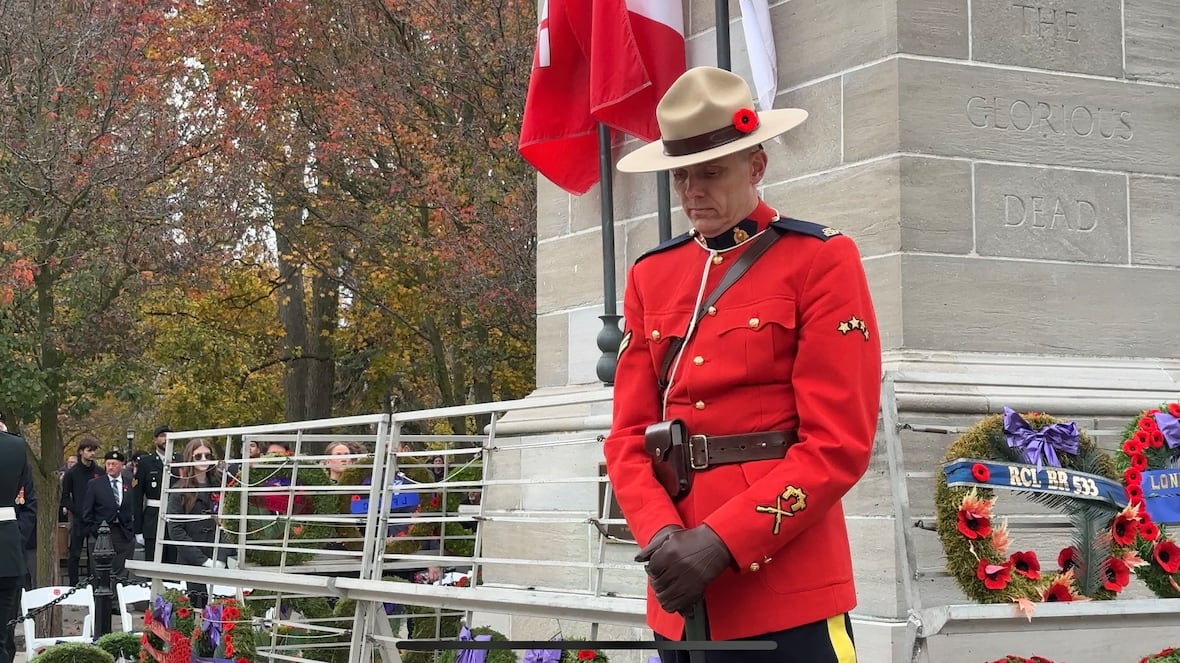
671, 148, 766, 238
154, 433, 167, 450
105, 459, 124, 477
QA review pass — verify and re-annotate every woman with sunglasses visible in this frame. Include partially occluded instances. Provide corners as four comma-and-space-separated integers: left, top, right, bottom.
167, 438, 231, 607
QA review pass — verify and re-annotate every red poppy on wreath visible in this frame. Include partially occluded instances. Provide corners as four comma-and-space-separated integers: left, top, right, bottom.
1102, 556, 1131, 591
1127, 483, 1145, 504
1140, 416, 1160, 431
1058, 546, 1083, 573
732, 108, 758, 133
1131, 453, 1149, 471
577, 650, 597, 661
238, 659, 250, 663
1112, 507, 1140, 546
1009, 551, 1040, 579
971, 463, 990, 482
177, 607, 191, 619
956, 490, 993, 539
1123, 438, 1144, 456
1153, 539, 1180, 574
976, 559, 1012, 590
1140, 521, 1161, 542
1041, 572, 1081, 602
1125, 468, 1142, 485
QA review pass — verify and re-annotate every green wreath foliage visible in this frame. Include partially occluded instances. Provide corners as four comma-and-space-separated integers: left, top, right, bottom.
36, 642, 115, 663
935, 411, 1126, 604
335, 455, 478, 558
220, 452, 337, 566
1113, 403, 1180, 599
557, 637, 609, 663
96, 631, 142, 662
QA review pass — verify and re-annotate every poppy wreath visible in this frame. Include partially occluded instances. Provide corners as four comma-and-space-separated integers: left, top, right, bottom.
983, 657, 1056, 663
220, 452, 337, 566
935, 408, 1136, 605
192, 597, 256, 663
1139, 646, 1180, 663
336, 454, 479, 558
1113, 402, 1180, 598
141, 588, 197, 663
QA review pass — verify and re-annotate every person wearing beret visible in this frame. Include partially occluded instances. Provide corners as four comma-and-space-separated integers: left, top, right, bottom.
133, 424, 180, 564
602, 66, 882, 663
82, 449, 135, 580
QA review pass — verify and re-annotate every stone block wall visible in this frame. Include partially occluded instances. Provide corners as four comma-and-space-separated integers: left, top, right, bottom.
535, 0, 1180, 385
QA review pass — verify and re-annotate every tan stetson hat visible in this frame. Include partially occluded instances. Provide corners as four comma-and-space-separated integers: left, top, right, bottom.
616, 66, 808, 173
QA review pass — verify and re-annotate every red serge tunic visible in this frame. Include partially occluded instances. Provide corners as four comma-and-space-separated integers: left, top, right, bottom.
603, 202, 883, 641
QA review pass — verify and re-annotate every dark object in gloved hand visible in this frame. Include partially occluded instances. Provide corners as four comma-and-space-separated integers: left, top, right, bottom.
635, 525, 682, 563
646, 524, 733, 615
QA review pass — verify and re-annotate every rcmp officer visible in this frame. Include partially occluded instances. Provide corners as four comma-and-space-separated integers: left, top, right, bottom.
0, 421, 33, 663
603, 67, 882, 663
132, 425, 179, 563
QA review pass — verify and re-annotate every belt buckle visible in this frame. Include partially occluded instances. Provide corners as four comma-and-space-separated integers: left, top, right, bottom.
689, 434, 709, 470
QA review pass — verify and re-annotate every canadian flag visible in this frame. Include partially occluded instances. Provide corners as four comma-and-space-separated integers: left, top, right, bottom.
519, 0, 686, 196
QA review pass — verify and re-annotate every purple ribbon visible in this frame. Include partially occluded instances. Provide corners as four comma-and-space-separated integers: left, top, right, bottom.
456, 625, 493, 663
152, 596, 172, 627
1154, 413, 1180, 450
201, 604, 222, 650
1003, 407, 1080, 471
523, 642, 562, 663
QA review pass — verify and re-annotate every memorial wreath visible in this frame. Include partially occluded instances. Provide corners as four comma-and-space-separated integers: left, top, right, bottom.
1114, 402, 1180, 599
220, 451, 337, 566
936, 408, 1138, 605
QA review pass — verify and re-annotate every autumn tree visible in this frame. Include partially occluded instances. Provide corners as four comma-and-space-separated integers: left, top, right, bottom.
0, 0, 235, 585
176, 0, 540, 429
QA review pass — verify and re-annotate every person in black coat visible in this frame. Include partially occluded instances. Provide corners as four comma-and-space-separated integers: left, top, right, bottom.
167, 439, 231, 608
0, 426, 34, 663
60, 438, 102, 585
82, 450, 134, 580
133, 425, 181, 564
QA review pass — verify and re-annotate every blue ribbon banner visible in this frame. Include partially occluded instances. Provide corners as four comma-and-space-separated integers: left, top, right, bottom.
943, 458, 1127, 509
1142, 469, 1180, 525
350, 474, 421, 514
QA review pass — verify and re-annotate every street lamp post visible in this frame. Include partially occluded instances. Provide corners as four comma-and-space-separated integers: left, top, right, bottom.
126, 427, 135, 461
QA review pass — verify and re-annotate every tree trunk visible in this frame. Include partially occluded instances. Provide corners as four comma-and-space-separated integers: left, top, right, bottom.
34, 253, 66, 593
275, 203, 310, 422
305, 270, 338, 421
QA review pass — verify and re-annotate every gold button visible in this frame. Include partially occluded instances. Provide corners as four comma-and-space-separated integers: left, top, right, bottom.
711, 254, 723, 265
651, 330, 660, 340
695, 401, 705, 410
749, 317, 760, 328
707, 306, 717, 316
693, 356, 704, 366
749, 562, 761, 572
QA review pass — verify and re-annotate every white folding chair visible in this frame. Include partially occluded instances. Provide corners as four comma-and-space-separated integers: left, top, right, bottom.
21, 585, 95, 659
116, 580, 188, 633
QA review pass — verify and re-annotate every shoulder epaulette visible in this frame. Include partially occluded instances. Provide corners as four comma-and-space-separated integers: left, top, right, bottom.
634, 231, 693, 263
770, 217, 842, 240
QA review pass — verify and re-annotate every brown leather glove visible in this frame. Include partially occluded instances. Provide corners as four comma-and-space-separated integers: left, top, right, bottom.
634, 525, 682, 563
645, 524, 733, 615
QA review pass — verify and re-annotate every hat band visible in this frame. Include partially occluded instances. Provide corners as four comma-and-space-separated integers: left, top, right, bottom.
662, 123, 748, 157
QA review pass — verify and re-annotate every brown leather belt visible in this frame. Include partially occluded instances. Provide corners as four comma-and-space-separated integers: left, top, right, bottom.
687, 429, 799, 470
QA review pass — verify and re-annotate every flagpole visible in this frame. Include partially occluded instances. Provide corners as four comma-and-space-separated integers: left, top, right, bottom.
716, 0, 731, 70
595, 123, 623, 385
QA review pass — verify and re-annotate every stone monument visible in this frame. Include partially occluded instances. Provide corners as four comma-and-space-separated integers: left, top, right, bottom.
518, 1, 1180, 661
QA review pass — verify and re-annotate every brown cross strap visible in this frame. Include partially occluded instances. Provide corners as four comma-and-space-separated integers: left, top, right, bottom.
687, 429, 799, 470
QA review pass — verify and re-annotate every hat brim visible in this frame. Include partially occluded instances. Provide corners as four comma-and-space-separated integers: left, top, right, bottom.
616, 108, 809, 173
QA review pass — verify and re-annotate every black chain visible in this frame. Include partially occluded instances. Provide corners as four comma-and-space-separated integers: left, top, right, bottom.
5, 576, 96, 628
